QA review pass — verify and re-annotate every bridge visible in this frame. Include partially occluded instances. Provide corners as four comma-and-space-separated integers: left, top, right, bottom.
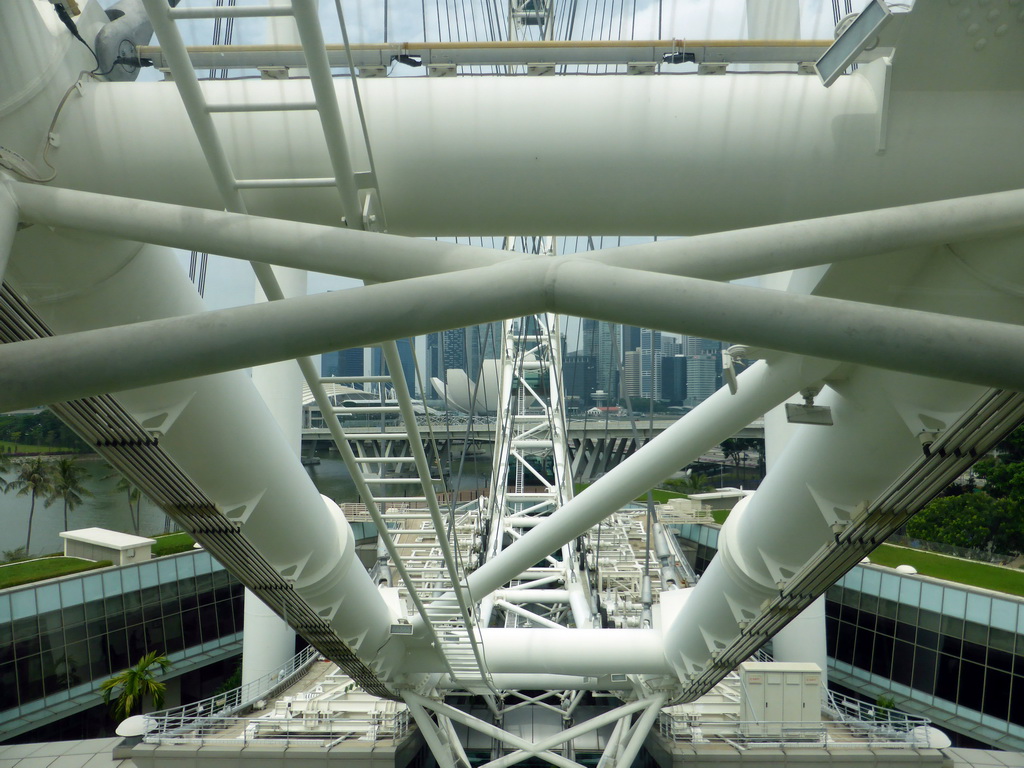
302, 417, 764, 481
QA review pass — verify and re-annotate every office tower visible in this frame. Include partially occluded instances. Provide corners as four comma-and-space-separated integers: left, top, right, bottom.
685, 354, 719, 407
661, 355, 687, 406
623, 349, 641, 399
640, 328, 663, 400
562, 352, 598, 412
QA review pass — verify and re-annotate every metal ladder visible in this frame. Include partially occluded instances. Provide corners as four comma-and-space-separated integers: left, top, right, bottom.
142, 0, 490, 685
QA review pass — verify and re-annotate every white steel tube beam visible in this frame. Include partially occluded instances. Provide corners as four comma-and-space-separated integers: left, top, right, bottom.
16, 182, 1024, 289
477, 628, 671, 675
9, 182, 513, 282
585, 186, 1024, 282
613, 695, 669, 768
8, 258, 1024, 411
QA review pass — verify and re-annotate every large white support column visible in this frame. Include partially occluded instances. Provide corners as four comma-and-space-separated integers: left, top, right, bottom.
242, 266, 304, 688
772, 596, 829, 682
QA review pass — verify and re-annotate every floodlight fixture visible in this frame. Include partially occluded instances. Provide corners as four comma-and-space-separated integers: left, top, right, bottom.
815, 0, 892, 88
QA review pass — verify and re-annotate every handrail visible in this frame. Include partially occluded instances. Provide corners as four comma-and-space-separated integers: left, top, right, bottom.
144, 645, 322, 730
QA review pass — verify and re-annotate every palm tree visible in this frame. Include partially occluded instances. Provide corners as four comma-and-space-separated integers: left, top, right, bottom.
9, 457, 55, 554
50, 456, 93, 531
106, 472, 143, 534
100, 651, 172, 720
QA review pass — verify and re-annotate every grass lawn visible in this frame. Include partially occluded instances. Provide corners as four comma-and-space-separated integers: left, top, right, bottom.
0, 556, 111, 589
151, 532, 196, 557
869, 544, 1024, 598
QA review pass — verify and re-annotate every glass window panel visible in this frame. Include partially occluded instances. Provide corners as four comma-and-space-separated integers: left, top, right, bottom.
989, 600, 1015, 632
989, 627, 1014, 653
872, 634, 893, 678
13, 617, 40, 658
141, 586, 160, 606
913, 647, 938, 694
964, 621, 987, 646
1011, 677, 1024, 726
36, 584, 60, 613
163, 614, 184, 654
127, 625, 147, 659
142, 602, 161, 623
87, 635, 109, 680
84, 598, 105, 621
899, 578, 921, 607
876, 598, 897, 620
82, 574, 103, 602
61, 603, 85, 627
918, 609, 940, 632
42, 650, 69, 697
59, 579, 84, 608
121, 566, 140, 592
920, 583, 943, 613
853, 628, 873, 671
0, 661, 17, 709
984, 668, 1011, 721
835, 622, 855, 664
123, 590, 141, 612
179, 594, 197, 613
962, 639, 986, 666
942, 588, 967, 618
177, 556, 195, 578
16, 654, 44, 703
199, 604, 218, 642
895, 619, 916, 644
139, 562, 158, 589
157, 558, 177, 583
106, 629, 129, 670
195, 572, 213, 593
879, 573, 900, 602
124, 607, 143, 629
891, 641, 915, 687
861, 568, 881, 595
160, 580, 180, 601
104, 594, 124, 615
64, 640, 89, 688
0, 622, 12, 663
841, 568, 861, 592
11, 590, 36, 621
825, 600, 840, 620
182, 609, 201, 647
85, 618, 106, 639
940, 634, 962, 657
941, 615, 964, 638
102, 570, 122, 595
917, 628, 938, 651
63, 622, 86, 645
0, 594, 10, 623
876, 616, 895, 637
106, 611, 125, 633
965, 593, 991, 625
935, 654, 960, 702
959, 660, 984, 712
860, 593, 879, 617
989, 647, 1013, 673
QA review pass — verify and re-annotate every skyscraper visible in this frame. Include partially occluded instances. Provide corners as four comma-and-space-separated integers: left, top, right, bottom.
685, 354, 719, 407
467, 322, 502, 378
662, 355, 687, 406
371, 339, 418, 396
582, 319, 620, 401
640, 328, 662, 400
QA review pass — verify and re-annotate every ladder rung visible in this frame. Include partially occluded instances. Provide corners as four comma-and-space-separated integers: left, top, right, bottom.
353, 457, 416, 463
170, 5, 293, 19
207, 101, 318, 113
364, 477, 438, 484
335, 406, 401, 414
236, 177, 337, 189
348, 434, 411, 440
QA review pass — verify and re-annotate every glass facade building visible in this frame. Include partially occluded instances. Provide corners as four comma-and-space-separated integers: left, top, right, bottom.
674, 523, 1024, 751
0, 549, 243, 742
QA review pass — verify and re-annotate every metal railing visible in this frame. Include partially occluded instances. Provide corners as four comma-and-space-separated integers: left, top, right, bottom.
144, 645, 322, 733
658, 712, 930, 750
143, 711, 410, 746
823, 689, 929, 733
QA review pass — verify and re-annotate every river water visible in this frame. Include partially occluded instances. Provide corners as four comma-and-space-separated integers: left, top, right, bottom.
1, 449, 490, 558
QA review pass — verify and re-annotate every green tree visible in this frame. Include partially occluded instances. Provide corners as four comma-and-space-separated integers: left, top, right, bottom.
9, 457, 55, 553
50, 456, 93, 531
107, 472, 143, 534
906, 493, 1006, 550
100, 651, 172, 720
664, 473, 713, 495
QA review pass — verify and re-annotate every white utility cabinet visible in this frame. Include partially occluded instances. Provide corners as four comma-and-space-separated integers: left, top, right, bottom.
739, 661, 821, 733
